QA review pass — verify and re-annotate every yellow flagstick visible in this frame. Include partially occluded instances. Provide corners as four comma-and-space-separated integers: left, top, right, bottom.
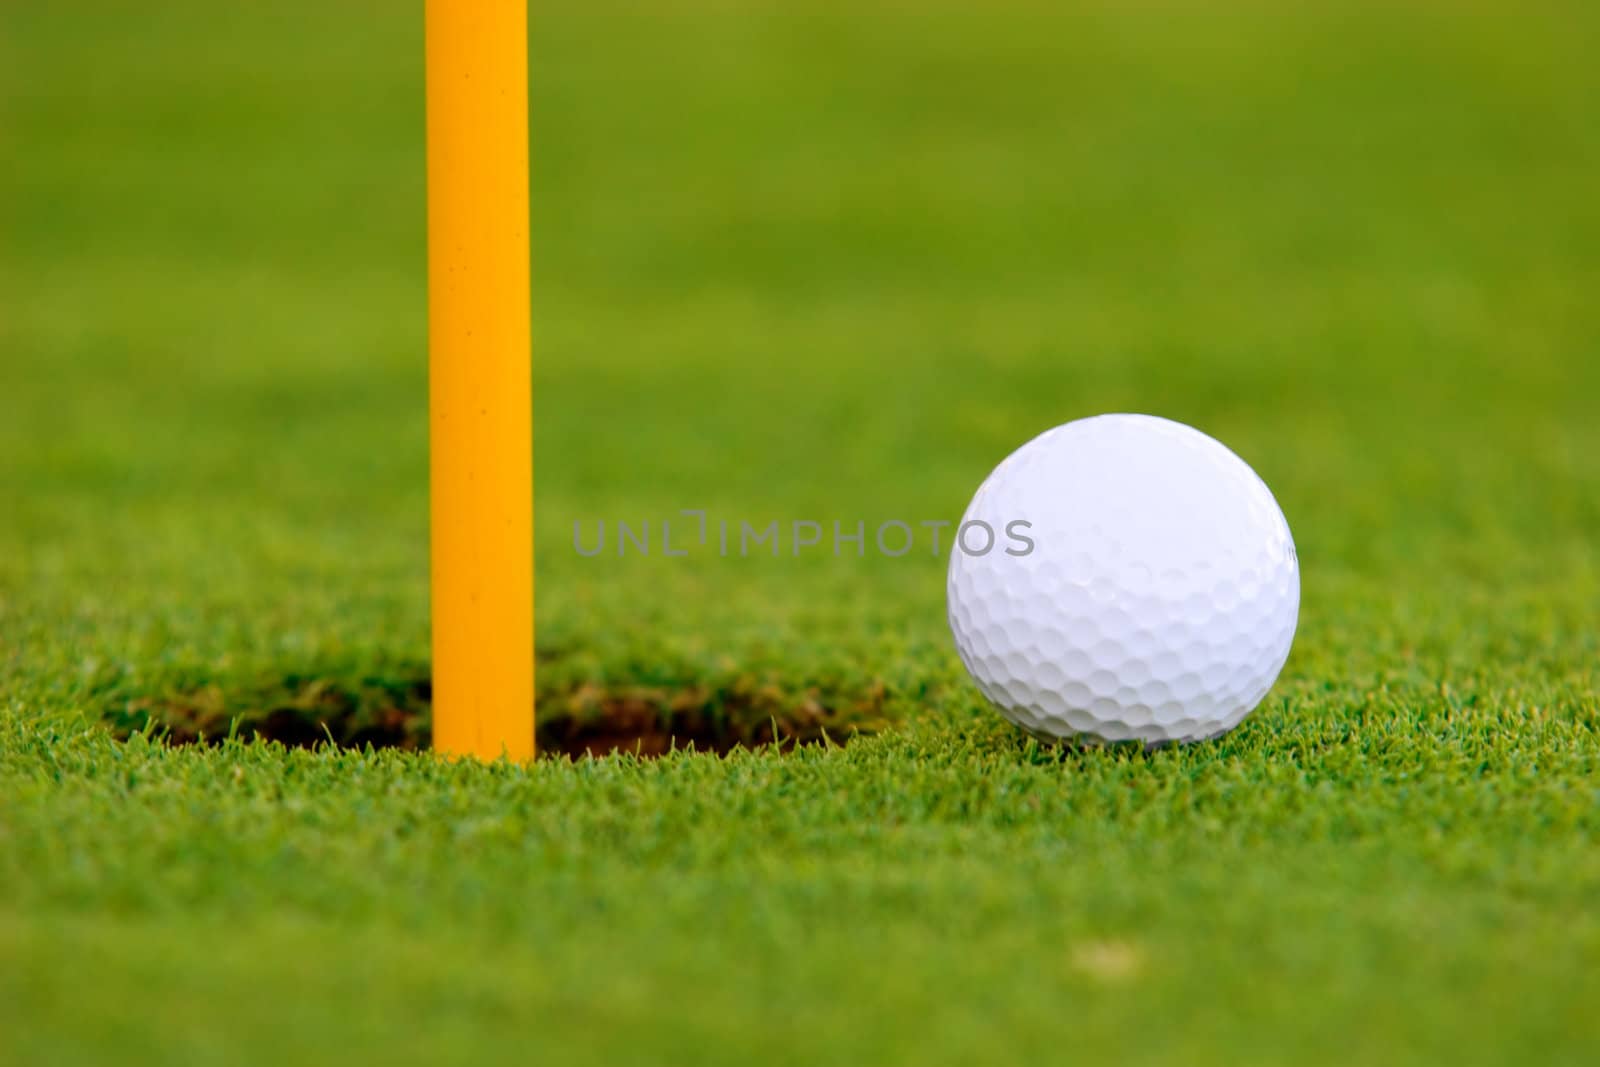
426, 0, 534, 760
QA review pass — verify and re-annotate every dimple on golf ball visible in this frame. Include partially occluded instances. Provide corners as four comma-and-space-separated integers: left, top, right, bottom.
947, 413, 1299, 745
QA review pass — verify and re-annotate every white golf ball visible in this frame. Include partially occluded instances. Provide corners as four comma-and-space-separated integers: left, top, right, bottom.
947, 413, 1299, 745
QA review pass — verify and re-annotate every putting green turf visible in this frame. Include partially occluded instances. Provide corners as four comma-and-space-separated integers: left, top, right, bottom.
3, 2, 1599, 1063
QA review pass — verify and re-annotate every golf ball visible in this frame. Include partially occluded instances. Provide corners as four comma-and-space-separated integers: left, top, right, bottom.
947, 413, 1298, 745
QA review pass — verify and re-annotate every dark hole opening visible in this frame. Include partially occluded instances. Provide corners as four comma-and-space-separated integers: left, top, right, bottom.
106, 674, 880, 759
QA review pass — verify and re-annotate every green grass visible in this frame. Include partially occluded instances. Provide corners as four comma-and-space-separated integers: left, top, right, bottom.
3, 1, 1599, 1063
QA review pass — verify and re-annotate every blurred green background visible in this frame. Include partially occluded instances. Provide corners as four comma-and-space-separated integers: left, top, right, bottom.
3, 2, 1598, 1064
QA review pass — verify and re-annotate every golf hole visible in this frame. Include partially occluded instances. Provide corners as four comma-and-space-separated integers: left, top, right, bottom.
106, 673, 876, 759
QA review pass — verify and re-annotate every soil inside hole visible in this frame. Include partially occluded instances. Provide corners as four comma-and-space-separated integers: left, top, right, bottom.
107, 674, 881, 759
